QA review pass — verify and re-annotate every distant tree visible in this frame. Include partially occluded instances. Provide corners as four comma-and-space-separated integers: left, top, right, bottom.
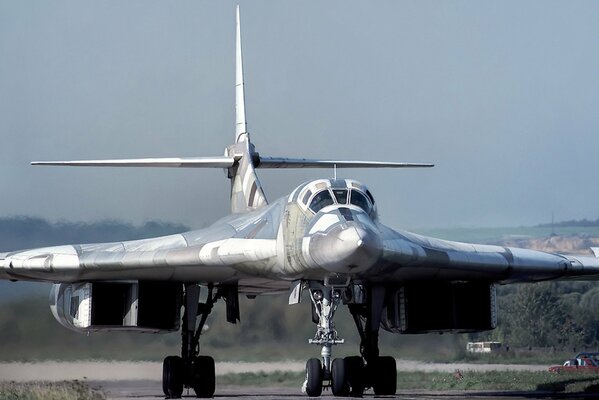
575, 287, 599, 346
537, 218, 599, 228
498, 283, 571, 348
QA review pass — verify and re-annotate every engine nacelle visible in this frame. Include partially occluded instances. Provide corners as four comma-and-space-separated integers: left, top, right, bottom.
381, 282, 496, 334
50, 281, 182, 333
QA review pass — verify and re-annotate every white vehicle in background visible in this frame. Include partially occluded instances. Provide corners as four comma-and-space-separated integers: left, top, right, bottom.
467, 342, 502, 353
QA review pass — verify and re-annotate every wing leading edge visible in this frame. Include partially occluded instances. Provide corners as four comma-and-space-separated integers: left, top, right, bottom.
372, 224, 599, 283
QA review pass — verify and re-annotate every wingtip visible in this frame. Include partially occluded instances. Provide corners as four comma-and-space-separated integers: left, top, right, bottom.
31, 161, 60, 166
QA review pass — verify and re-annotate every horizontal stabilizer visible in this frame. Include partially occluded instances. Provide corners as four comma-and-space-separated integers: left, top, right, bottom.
257, 157, 434, 169
31, 155, 434, 170
31, 157, 235, 168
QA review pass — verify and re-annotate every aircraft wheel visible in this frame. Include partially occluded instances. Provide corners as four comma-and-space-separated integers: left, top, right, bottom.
163, 355, 184, 398
331, 358, 350, 396
372, 356, 396, 395
344, 356, 365, 396
305, 358, 323, 397
192, 355, 216, 398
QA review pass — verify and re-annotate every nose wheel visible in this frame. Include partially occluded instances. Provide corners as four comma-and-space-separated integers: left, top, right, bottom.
304, 358, 324, 397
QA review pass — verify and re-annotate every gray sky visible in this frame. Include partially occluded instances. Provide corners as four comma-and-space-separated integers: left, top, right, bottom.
1, 1, 598, 230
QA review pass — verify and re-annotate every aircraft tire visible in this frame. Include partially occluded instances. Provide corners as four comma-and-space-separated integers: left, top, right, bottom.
331, 358, 350, 396
305, 358, 323, 397
344, 356, 365, 396
192, 355, 216, 398
162, 355, 184, 398
372, 356, 396, 395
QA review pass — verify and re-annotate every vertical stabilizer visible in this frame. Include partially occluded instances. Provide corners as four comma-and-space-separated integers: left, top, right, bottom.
228, 6, 267, 213
235, 5, 248, 143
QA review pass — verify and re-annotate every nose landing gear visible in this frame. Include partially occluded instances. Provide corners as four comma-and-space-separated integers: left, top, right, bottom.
303, 284, 345, 396
302, 282, 397, 397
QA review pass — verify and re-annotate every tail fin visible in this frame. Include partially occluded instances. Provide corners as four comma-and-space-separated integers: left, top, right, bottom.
235, 5, 248, 144
227, 5, 268, 213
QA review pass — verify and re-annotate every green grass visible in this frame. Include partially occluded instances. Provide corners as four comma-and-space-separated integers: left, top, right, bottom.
0, 381, 104, 400
216, 370, 599, 393
452, 350, 574, 365
396, 371, 599, 393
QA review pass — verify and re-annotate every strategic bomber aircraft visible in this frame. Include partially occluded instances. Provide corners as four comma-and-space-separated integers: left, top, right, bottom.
2, 6, 599, 399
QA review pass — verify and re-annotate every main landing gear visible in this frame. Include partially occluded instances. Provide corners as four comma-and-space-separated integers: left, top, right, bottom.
163, 283, 239, 399
302, 282, 397, 397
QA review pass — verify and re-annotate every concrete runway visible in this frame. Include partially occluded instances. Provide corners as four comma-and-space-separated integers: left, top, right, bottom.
90, 381, 599, 400
3, 361, 599, 399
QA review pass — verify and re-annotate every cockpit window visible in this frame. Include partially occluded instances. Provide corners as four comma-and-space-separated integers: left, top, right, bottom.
365, 189, 375, 204
350, 190, 372, 213
301, 190, 313, 205
332, 189, 348, 204
309, 190, 334, 213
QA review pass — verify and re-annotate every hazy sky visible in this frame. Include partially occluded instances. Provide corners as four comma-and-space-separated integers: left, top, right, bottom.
1, 1, 598, 230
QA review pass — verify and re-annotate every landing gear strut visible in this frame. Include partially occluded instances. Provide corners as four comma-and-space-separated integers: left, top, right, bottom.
163, 284, 221, 399
348, 284, 397, 396
302, 282, 397, 397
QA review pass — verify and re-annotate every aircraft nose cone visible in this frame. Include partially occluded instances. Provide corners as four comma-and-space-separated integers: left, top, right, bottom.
309, 223, 382, 273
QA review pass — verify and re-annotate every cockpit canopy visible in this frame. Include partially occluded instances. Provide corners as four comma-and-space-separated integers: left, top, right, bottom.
293, 179, 377, 217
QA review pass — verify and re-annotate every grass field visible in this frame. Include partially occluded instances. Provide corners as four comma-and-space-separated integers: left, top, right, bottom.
0, 381, 103, 400
392, 370, 599, 392
453, 350, 574, 366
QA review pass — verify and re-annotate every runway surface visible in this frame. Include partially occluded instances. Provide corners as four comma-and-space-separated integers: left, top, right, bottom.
91, 381, 599, 400
4, 361, 598, 399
